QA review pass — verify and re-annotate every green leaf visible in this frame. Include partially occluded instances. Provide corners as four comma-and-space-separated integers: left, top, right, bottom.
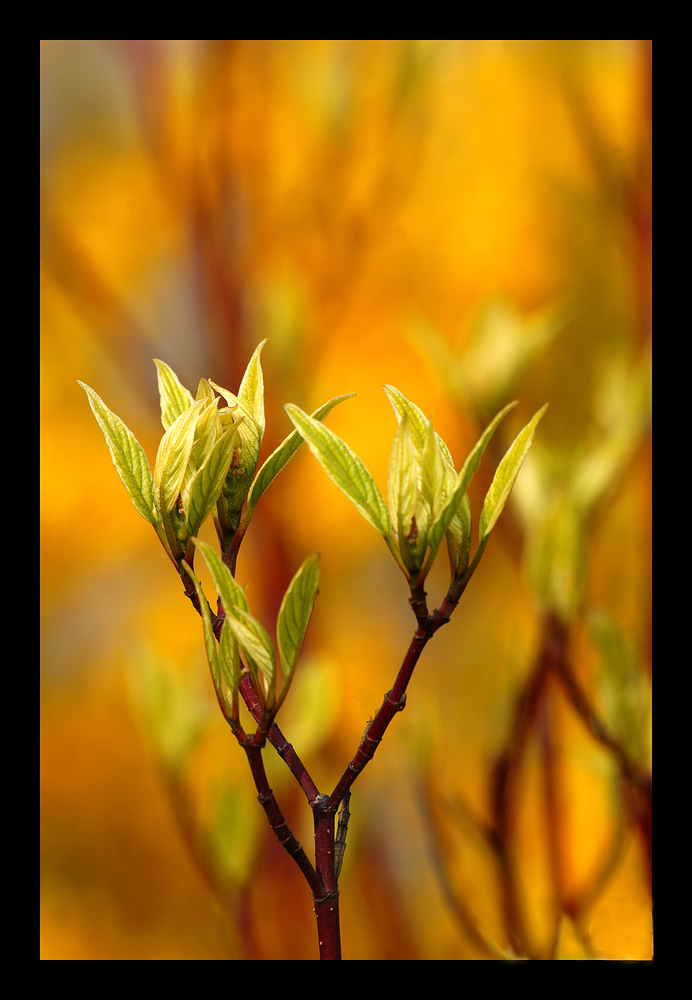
446, 492, 472, 577
237, 339, 267, 444
383, 385, 430, 452
209, 381, 262, 517
427, 401, 517, 553
225, 607, 277, 709
420, 415, 445, 517
193, 538, 274, 703
183, 421, 243, 536
285, 404, 391, 538
188, 396, 223, 471
195, 377, 216, 403
78, 381, 157, 524
206, 341, 269, 521
387, 413, 419, 575
193, 538, 249, 615
383, 385, 455, 469
276, 554, 320, 682
246, 394, 355, 516
154, 399, 206, 514
218, 619, 241, 699
479, 404, 548, 542
387, 412, 418, 536
153, 359, 195, 430
182, 560, 224, 701
457, 401, 519, 500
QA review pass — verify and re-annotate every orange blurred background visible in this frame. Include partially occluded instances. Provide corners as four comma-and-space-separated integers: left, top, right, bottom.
41, 40, 651, 960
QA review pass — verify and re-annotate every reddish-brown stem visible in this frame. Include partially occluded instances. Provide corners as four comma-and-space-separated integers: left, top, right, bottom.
328, 617, 435, 812
243, 737, 343, 959
184, 543, 475, 959
242, 740, 323, 898
326, 576, 479, 814
203, 592, 321, 802
236, 673, 321, 802
312, 796, 341, 960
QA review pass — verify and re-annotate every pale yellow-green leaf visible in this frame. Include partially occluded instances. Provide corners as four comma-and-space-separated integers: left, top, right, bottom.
285, 404, 391, 538
78, 382, 157, 524
218, 618, 241, 698
184, 421, 243, 536
210, 378, 263, 516
420, 415, 445, 518
276, 554, 320, 682
195, 377, 216, 403
387, 412, 418, 547
182, 560, 224, 702
153, 359, 195, 430
225, 608, 277, 709
222, 424, 260, 519
445, 492, 472, 577
246, 393, 355, 516
190, 398, 223, 469
154, 399, 206, 514
427, 401, 517, 553
383, 385, 455, 469
194, 538, 249, 615
458, 401, 518, 500
384, 385, 429, 452
179, 399, 225, 508
479, 404, 548, 542
237, 339, 267, 444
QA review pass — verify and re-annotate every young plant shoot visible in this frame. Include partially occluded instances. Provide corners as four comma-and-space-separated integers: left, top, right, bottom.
80, 341, 546, 960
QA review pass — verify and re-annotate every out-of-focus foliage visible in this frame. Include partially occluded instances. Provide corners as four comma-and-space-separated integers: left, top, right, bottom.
41, 40, 651, 960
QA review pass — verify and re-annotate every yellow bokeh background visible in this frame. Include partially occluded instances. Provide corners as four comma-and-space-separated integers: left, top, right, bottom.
41, 40, 651, 960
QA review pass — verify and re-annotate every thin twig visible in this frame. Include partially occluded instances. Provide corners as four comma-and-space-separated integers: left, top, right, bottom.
334, 789, 351, 882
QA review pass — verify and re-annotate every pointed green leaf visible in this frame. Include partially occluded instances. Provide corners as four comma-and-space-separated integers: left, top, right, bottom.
78, 382, 157, 524
420, 415, 445, 517
193, 538, 274, 703
193, 538, 249, 615
457, 401, 519, 500
479, 404, 548, 542
222, 422, 260, 518
388, 412, 418, 535
154, 399, 206, 514
246, 394, 355, 516
285, 404, 391, 538
383, 385, 455, 469
276, 554, 320, 682
225, 607, 277, 709
153, 359, 195, 430
237, 339, 267, 444
189, 397, 223, 470
384, 384, 429, 452
179, 400, 225, 511
387, 413, 419, 575
184, 421, 243, 536
209, 379, 263, 516
427, 400, 518, 553
446, 492, 472, 577
195, 377, 216, 403
218, 618, 241, 698
182, 560, 224, 699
